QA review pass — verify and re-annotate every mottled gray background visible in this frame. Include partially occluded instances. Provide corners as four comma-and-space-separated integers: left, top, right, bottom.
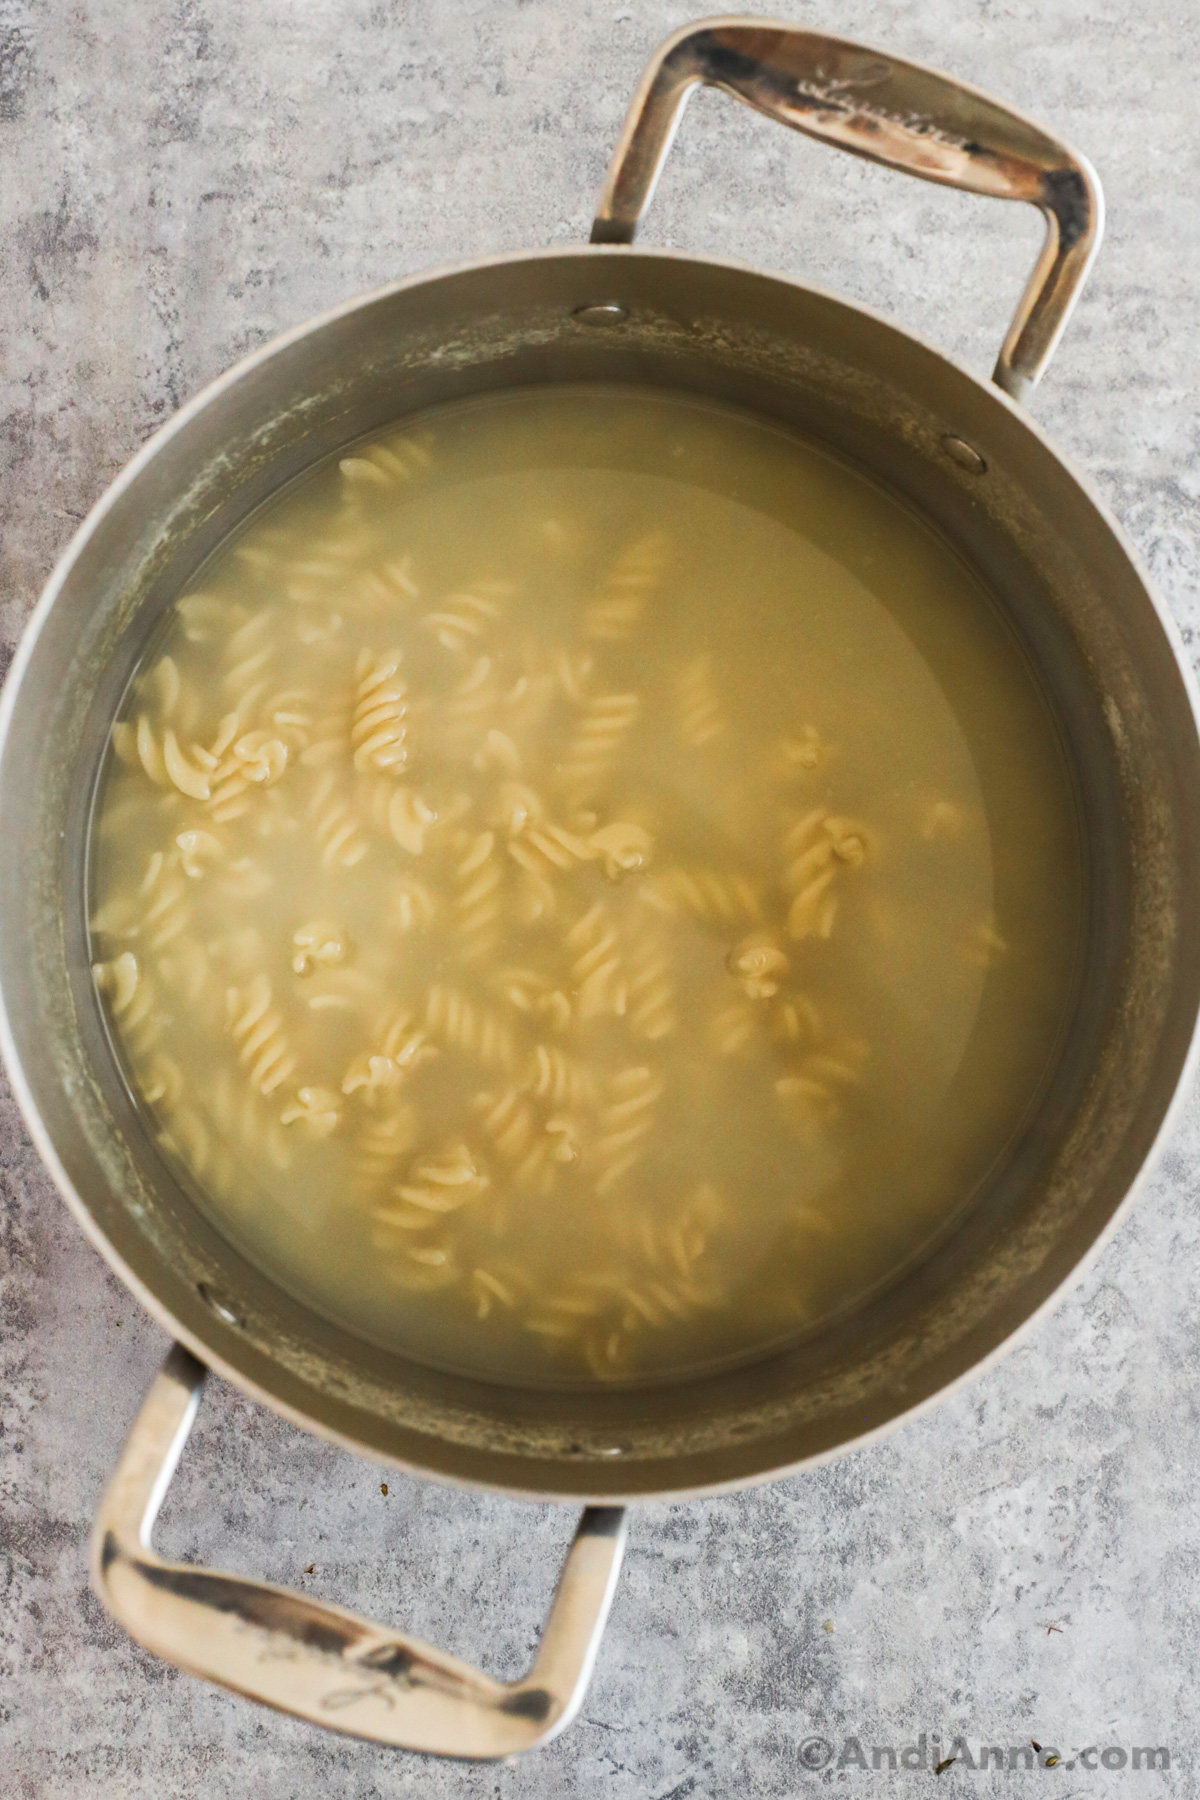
3, 0, 1200, 1794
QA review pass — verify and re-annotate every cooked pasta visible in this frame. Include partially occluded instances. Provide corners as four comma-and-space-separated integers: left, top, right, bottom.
308, 769, 370, 870
556, 692, 640, 802
583, 531, 669, 641
422, 585, 506, 655
425, 984, 517, 1073
226, 974, 296, 1096
675, 654, 728, 749
89, 385, 1083, 1386
453, 829, 504, 962
626, 935, 677, 1041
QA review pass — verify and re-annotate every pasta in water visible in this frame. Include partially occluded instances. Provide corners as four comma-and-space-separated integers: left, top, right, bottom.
88, 388, 1083, 1387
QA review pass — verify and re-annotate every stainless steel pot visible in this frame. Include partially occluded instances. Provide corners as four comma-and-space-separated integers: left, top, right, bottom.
2, 16, 1198, 1761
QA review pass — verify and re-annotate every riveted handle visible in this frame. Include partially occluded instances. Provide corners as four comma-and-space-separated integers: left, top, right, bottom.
92, 1345, 627, 1759
591, 15, 1103, 399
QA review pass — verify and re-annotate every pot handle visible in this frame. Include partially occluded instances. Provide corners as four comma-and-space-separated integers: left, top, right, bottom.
591, 16, 1103, 399
92, 1345, 627, 1759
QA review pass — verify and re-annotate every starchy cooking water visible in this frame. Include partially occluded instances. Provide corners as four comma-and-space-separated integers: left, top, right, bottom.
88, 386, 1083, 1386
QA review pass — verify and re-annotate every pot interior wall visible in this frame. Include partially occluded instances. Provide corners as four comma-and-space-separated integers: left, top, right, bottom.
3, 248, 1198, 1498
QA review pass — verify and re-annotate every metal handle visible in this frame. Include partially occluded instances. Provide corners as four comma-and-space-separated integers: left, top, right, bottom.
591, 15, 1104, 399
92, 1345, 627, 1758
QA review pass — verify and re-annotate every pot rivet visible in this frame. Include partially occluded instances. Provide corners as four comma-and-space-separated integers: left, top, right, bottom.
198, 1281, 243, 1329
572, 302, 629, 326
940, 433, 988, 476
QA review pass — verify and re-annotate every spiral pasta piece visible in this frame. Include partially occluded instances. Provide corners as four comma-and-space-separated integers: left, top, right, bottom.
454, 830, 503, 963
422, 586, 506, 654
390, 876, 436, 932
564, 903, 626, 1020
473, 1089, 555, 1194
557, 692, 639, 802
493, 966, 572, 1031
675, 654, 728, 748
424, 985, 516, 1072
435, 654, 501, 758
93, 949, 144, 1020
593, 1064, 663, 1193
388, 787, 437, 855
394, 1143, 489, 1215
140, 860, 191, 952
353, 1101, 420, 1192
291, 919, 348, 976
202, 754, 252, 824
523, 1042, 596, 1109
342, 1010, 438, 1098
470, 1266, 520, 1320
584, 532, 669, 640
222, 610, 276, 701
626, 936, 677, 1040
726, 933, 790, 1000
640, 866, 762, 929
226, 974, 296, 1095
339, 436, 431, 492
352, 650, 409, 774
308, 769, 370, 869
348, 557, 420, 613
507, 819, 596, 882
175, 592, 246, 643
782, 810, 868, 940
280, 1086, 342, 1138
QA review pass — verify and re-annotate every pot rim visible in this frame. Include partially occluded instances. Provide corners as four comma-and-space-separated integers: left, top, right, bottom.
4, 240, 1199, 1504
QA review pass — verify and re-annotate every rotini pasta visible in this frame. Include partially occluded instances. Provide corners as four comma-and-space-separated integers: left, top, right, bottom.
89, 385, 1080, 1390
353, 1101, 420, 1192
626, 934, 677, 1040
387, 786, 437, 855
640, 865, 763, 929
564, 903, 626, 1020
782, 810, 868, 940
593, 1065, 663, 1194
473, 1089, 556, 1194
93, 952, 158, 1054
675, 654, 727, 748
389, 876, 436, 932
523, 1041, 595, 1109
226, 974, 296, 1096
422, 584, 507, 654
453, 829, 503, 962
425, 985, 516, 1072
469, 1265, 520, 1321
308, 769, 370, 869
339, 434, 431, 493
291, 919, 348, 976
507, 819, 595, 882
774, 724, 825, 774
208, 1067, 293, 1178
392, 1143, 489, 1218
342, 1009, 438, 1097
351, 650, 409, 773
726, 933, 789, 1000
280, 1086, 342, 1138
583, 531, 669, 640
492, 966, 572, 1031
140, 859, 192, 953
556, 692, 639, 801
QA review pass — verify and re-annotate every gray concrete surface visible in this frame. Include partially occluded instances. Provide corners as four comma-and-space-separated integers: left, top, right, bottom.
3, 1, 1200, 1793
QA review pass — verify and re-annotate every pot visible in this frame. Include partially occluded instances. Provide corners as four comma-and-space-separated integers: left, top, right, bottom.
2, 15, 1198, 1761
